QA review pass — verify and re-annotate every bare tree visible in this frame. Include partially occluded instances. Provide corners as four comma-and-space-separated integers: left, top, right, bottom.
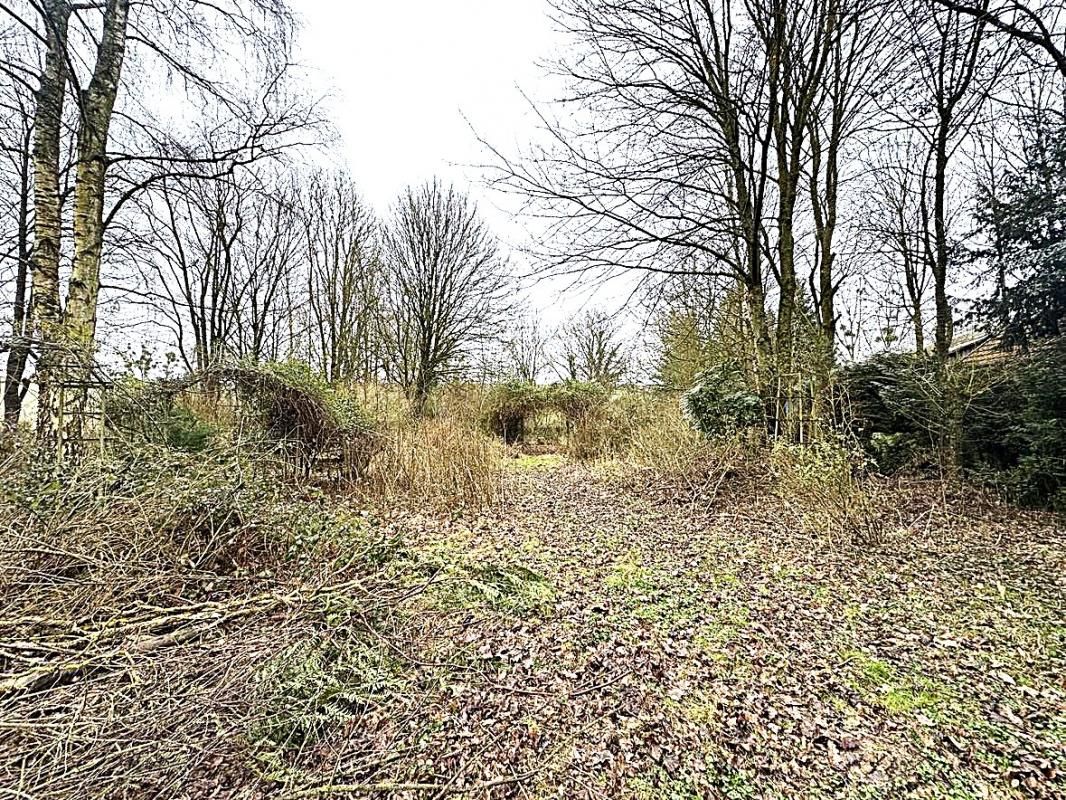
0, 33, 34, 430
502, 314, 548, 383
863, 135, 935, 352
301, 170, 381, 383
380, 179, 509, 415
486, 0, 778, 394
557, 309, 629, 386
805, 3, 892, 376
489, 0, 898, 433
136, 166, 303, 371
0, 0, 307, 458
892, 0, 1003, 361
933, 0, 1066, 77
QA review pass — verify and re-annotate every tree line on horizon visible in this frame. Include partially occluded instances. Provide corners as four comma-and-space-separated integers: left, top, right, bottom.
1, 0, 1064, 461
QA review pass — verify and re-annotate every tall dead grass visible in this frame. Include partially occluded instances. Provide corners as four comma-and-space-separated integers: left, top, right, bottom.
616, 393, 759, 503
364, 415, 503, 508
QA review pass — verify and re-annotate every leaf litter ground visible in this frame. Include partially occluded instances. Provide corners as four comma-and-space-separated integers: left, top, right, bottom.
3, 455, 1063, 799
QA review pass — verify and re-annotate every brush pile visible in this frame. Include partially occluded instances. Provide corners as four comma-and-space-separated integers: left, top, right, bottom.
0, 447, 412, 798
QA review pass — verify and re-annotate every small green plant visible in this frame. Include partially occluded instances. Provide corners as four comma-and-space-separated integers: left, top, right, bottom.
606, 549, 656, 592
104, 378, 217, 452
843, 649, 946, 717
250, 633, 402, 764
410, 534, 555, 613
464, 562, 555, 612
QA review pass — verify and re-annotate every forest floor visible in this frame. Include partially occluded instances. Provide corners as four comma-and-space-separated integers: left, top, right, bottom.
3, 454, 1064, 799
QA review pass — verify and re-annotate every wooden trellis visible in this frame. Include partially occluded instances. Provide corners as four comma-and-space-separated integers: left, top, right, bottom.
50, 359, 114, 464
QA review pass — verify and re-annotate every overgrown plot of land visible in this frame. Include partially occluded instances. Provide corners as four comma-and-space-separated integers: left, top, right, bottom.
1, 456, 1063, 800
346, 458, 1063, 799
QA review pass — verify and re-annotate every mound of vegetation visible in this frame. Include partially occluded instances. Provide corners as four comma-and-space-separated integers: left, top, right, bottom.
683, 362, 764, 437
483, 380, 546, 444
482, 379, 613, 455
220, 361, 377, 475
838, 343, 1066, 508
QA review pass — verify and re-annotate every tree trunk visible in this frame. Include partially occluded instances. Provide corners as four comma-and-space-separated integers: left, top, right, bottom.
931, 124, 953, 362
3, 124, 33, 432
28, 0, 72, 455
59, 0, 131, 456
912, 304, 926, 354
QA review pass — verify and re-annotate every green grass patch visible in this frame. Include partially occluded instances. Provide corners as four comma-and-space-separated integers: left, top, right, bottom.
606, 549, 656, 593
842, 649, 948, 718
506, 453, 564, 471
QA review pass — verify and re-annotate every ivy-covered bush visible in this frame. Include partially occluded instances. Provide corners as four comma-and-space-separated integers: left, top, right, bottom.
548, 380, 610, 426
682, 362, 763, 437
223, 360, 377, 476
967, 342, 1066, 509
835, 352, 939, 471
483, 381, 545, 444
481, 379, 617, 453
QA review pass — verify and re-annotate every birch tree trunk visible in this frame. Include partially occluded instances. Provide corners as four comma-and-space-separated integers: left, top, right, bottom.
28, 0, 71, 454
3, 119, 34, 432
66, 0, 130, 351
58, 0, 130, 455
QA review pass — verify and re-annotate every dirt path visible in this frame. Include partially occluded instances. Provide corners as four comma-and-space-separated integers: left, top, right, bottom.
301, 456, 1064, 799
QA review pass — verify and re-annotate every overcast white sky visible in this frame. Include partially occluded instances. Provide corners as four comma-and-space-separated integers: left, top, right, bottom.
291, 1, 555, 233
287, 1, 639, 335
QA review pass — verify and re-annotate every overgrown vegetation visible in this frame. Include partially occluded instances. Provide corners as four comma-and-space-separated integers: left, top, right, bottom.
2, 359, 1063, 798
839, 343, 1066, 509
683, 362, 764, 438
2, 0, 1064, 796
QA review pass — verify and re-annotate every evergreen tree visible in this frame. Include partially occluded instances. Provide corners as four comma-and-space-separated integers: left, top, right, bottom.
973, 125, 1066, 349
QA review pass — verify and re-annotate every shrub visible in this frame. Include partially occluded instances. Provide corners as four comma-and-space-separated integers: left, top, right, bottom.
838, 353, 988, 473
0, 443, 396, 798
548, 380, 609, 426
835, 352, 924, 464
104, 378, 216, 452
222, 360, 377, 478
626, 400, 752, 503
483, 380, 545, 444
0, 443, 352, 616
770, 437, 884, 544
966, 341, 1066, 509
839, 344, 1066, 507
543, 380, 609, 459
683, 363, 764, 437
566, 388, 676, 461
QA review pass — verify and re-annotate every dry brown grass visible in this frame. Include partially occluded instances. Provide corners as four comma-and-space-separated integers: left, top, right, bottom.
364, 415, 503, 508
601, 392, 763, 503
